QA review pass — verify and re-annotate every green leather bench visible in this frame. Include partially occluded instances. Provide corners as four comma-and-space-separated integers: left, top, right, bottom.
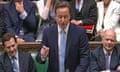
31, 52, 48, 72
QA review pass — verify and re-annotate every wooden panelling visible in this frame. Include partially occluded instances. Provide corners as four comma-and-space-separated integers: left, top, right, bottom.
0, 41, 119, 52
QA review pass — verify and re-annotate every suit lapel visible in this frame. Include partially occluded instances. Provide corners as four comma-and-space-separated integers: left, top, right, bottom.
99, 47, 106, 69
18, 51, 24, 72
23, 0, 32, 14
49, 25, 59, 65
105, 1, 116, 20
65, 24, 74, 60
4, 53, 13, 72
51, 25, 59, 69
80, 0, 85, 13
53, 25, 59, 59
8, 1, 19, 23
110, 47, 118, 69
97, 2, 104, 27
70, 0, 75, 19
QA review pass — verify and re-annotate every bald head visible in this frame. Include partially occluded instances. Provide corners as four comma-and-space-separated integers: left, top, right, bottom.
102, 29, 116, 41
102, 29, 117, 52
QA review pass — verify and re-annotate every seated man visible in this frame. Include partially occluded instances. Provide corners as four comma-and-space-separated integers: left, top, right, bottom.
4, 0, 37, 42
90, 29, 120, 72
70, 0, 98, 40
0, 33, 37, 72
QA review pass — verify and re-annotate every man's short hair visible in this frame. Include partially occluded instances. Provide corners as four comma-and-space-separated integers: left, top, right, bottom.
55, 1, 71, 14
2, 33, 17, 46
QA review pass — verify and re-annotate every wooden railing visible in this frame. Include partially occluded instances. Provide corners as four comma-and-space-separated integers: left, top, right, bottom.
0, 41, 120, 52
0, 42, 41, 52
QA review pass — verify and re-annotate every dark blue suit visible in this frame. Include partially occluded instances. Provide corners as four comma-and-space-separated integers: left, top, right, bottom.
4, 0, 37, 41
0, 51, 37, 72
0, 4, 5, 38
36, 23, 89, 72
90, 45, 120, 72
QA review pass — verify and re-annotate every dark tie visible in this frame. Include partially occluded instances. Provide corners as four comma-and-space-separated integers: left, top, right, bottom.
59, 30, 66, 72
12, 56, 19, 72
102, 20, 104, 29
102, 15, 105, 29
105, 52, 110, 70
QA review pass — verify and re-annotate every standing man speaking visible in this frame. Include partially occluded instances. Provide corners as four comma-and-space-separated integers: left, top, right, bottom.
36, 1, 89, 72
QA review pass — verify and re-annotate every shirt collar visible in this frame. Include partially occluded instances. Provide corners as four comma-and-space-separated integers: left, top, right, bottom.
9, 51, 19, 60
103, 47, 113, 56
58, 23, 70, 34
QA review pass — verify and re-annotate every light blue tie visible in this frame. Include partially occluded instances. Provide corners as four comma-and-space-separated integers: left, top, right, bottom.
59, 30, 66, 72
76, 2, 80, 11
12, 56, 19, 72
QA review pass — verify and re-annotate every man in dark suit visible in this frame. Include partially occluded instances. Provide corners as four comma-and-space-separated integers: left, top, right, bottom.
70, 0, 98, 40
0, 33, 37, 72
0, 4, 5, 41
36, 1, 89, 72
90, 29, 120, 72
4, 0, 37, 42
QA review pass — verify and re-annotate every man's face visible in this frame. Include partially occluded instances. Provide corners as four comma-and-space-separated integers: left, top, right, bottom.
55, 7, 70, 29
102, 32, 116, 52
4, 38, 18, 56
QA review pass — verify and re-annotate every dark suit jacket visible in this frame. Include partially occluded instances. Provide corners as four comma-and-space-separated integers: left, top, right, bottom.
90, 45, 120, 72
0, 51, 37, 72
4, 0, 37, 41
36, 23, 89, 72
70, 0, 97, 25
0, 4, 5, 38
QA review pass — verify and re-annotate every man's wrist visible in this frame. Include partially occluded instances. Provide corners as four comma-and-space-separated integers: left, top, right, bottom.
41, 55, 46, 61
19, 11, 27, 20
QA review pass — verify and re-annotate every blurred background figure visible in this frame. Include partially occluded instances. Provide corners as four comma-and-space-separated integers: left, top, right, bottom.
35, 0, 68, 41
4, 0, 37, 43
69, 0, 98, 41
95, 0, 120, 41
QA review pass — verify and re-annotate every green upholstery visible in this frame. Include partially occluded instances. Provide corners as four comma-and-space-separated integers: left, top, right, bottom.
31, 52, 48, 72
0, 52, 48, 72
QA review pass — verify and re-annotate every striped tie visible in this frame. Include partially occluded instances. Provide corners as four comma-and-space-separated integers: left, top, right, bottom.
12, 56, 19, 72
